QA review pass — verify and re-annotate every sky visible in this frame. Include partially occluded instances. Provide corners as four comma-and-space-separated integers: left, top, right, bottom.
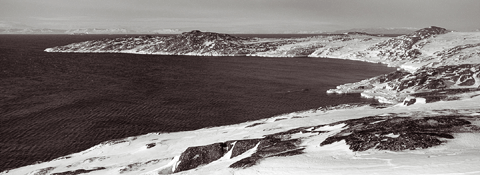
1, 0, 479, 33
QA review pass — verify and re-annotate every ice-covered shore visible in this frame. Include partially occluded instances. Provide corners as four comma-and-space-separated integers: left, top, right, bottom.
4, 26, 480, 174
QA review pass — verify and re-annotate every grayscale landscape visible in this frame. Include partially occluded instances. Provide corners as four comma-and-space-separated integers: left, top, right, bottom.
1, 0, 480, 175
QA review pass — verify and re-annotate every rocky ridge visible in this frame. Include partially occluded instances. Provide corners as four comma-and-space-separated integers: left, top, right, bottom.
366, 26, 451, 61
328, 64, 480, 103
45, 26, 480, 67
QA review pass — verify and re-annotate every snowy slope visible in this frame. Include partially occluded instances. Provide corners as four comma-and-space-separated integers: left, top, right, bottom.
3, 96, 480, 175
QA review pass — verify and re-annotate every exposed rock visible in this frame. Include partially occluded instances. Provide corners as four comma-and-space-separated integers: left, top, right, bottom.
50, 167, 106, 175
321, 115, 473, 151
245, 122, 265, 128
29, 167, 55, 175
329, 64, 480, 103
146, 143, 156, 149
174, 142, 231, 172
174, 134, 305, 172
228, 138, 302, 169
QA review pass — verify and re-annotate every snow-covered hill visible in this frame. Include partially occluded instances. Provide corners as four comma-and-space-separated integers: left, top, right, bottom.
45, 26, 480, 70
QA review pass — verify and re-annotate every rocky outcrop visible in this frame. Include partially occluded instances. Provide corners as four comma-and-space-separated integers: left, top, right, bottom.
367, 26, 450, 61
173, 137, 303, 172
320, 115, 473, 151
328, 64, 480, 103
175, 142, 231, 172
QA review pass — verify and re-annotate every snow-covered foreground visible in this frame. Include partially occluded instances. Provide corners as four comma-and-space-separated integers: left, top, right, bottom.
3, 95, 480, 175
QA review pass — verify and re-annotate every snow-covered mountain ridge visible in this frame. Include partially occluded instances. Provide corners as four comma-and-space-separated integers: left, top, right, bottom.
45, 26, 480, 70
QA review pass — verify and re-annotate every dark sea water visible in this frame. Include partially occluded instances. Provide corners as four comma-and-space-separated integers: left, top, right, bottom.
0, 34, 396, 171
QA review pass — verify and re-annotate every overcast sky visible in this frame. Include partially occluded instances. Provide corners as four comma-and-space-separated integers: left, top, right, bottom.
1, 0, 479, 33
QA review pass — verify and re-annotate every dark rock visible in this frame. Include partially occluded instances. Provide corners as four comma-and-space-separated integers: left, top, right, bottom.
245, 122, 265, 128
229, 138, 302, 169
51, 167, 106, 175
403, 98, 416, 106
146, 143, 156, 149
32, 167, 55, 175
174, 134, 304, 172
229, 139, 262, 158
174, 142, 231, 172
229, 155, 262, 168
320, 116, 472, 151
272, 148, 305, 157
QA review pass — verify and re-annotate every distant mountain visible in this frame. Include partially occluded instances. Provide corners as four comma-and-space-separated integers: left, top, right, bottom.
0, 26, 183, 34
274, 30, 325, 34
0, 28, 67, 34
330, 27, 420, 35
64, 28, 137, 34
150, 29, 181, 34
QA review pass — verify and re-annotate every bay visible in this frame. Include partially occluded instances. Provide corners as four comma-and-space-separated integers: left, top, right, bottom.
0, 34, 395, 171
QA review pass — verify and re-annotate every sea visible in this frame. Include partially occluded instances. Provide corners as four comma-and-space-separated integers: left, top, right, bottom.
0, 34, 396, 171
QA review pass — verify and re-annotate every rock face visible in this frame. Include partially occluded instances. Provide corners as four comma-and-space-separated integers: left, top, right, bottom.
175, 142, 230, 172
173, 137, 303, 172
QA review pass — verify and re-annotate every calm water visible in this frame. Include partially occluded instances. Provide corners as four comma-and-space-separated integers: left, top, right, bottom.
0, 35, 396, 171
